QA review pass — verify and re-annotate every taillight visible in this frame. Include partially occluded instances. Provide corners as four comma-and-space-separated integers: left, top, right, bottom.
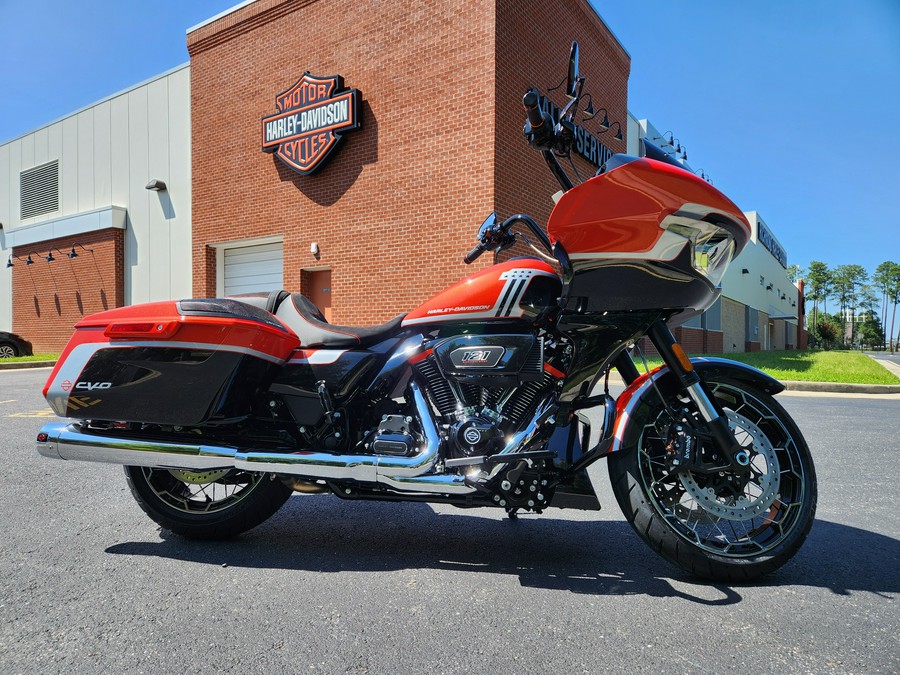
104, 321, 181, 339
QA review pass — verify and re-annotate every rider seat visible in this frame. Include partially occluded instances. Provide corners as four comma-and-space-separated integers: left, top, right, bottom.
229, 291, 406, 349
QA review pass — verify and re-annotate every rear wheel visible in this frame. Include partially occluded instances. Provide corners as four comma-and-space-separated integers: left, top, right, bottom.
124, 466, 292, 539
608, 377, 817, 581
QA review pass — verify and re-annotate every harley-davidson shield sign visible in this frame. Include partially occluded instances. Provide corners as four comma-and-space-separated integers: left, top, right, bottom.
262, 72, 361, 175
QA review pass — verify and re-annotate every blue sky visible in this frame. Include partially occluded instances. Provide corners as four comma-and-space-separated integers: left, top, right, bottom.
2, 1, 898, 277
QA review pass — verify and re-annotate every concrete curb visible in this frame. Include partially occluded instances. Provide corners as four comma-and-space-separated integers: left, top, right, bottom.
0, 360, 56, 371
781, 380, 900, 394
2, 359, 898, 394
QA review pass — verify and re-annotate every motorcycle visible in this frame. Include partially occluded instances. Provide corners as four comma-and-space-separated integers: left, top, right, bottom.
36, 42, 816, 581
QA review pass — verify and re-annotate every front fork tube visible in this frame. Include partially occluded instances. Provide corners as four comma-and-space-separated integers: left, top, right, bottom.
646, 322, 750, 471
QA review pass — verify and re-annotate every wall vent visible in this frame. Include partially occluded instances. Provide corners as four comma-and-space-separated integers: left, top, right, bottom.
20, 160, 59, 220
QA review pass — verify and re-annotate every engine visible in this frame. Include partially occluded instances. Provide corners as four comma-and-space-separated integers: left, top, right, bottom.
410, 334, 563, 464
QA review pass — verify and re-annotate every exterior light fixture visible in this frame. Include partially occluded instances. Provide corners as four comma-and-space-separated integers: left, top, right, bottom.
145, 179, 167, 191
25, 254, 35, 266
45, 248, 64, 263
6, 254, 34, 268
601, 121, 623, 141
68, 243, 94, 259
741, 268, 749, 274
310, 242, 320, 256
611, 122, 623, 141
766, 283, 773, 291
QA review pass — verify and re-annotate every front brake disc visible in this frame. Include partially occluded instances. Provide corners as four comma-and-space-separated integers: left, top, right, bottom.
678, 410, 780, 521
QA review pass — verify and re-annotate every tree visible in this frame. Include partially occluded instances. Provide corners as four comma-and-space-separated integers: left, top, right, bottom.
858, 313, 883, 349
872, 261, 898, 348
805, 261, 831, 334
888, 265, 900, 354
830, 264, 868, 346
786, 264, 804, 283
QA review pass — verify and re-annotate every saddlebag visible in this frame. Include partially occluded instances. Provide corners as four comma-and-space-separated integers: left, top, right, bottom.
43, 299, 299, 426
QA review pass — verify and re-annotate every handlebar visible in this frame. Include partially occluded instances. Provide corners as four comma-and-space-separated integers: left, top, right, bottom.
523, 90, 544, 129
463, 244, 486, 264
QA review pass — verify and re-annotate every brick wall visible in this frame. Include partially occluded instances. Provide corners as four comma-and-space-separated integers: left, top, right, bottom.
722, 297, 745, 353
187, 0, 628, 325
494, 0, 629, 226
11, 229, 125, 352
189, 0, 498, 325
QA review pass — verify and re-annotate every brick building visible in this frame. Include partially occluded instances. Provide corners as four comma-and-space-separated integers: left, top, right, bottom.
0, 0, 628, 351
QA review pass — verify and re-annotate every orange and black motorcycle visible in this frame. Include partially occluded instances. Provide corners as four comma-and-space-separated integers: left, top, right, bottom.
36, 43, 815, 581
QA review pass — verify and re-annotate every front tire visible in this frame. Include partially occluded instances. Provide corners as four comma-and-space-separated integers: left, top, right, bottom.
125, 466, 293, 539
608, 377, 817, 581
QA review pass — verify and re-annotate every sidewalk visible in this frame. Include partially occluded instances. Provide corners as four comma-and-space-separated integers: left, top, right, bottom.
3, 357, 900, 394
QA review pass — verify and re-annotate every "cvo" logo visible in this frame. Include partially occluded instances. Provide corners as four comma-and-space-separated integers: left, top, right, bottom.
75, 381, 112, 391
261, 72, 361, 175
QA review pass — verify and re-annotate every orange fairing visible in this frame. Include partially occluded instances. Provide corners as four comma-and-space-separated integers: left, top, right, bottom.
547, 157, 751, 261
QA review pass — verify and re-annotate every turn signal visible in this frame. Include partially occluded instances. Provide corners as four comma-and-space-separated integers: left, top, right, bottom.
671, 343, 693, 372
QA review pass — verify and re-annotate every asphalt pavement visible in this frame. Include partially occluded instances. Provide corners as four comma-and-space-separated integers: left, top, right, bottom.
0, 368, 897, 674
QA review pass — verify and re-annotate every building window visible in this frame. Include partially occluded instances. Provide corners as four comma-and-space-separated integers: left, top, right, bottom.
759, 275, 764, 287
20, 160, 60, 220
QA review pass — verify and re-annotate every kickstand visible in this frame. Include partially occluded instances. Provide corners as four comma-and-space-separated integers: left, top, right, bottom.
506, 508, 519, 520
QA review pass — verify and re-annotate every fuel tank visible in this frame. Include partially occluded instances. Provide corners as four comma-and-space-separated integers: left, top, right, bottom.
402, 259, 561, 327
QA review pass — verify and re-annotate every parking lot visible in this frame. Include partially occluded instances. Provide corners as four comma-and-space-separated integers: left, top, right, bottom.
1, 367, 897, 673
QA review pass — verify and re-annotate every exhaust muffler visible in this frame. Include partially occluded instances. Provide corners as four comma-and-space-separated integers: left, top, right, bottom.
36, 382, 474, 495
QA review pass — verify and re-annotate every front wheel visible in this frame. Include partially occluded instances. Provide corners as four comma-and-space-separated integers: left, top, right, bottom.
608, 377, 817, 581
125, 466, 293, 539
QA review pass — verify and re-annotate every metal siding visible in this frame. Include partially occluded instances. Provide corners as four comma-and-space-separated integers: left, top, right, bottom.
109, 96, 130, 208
224, 243, 284, 296
0, 144, 9, 331
126, 86, 150, 305
93, 101, 112, 207
167, 67, 192, 299
33, 127, 48, 166
7, 140, 22, 228
76, 109, 94, 213
19, 134, 34, 176
147, 78, 171, 301
60, 116, 78, 215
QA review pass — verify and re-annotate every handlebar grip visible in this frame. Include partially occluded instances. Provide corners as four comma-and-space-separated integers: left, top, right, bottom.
523, 90, 544, 128
463, 244, 486, 264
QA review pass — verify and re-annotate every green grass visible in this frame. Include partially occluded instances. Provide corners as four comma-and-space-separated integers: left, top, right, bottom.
633, 349, 900, 385
1, 352, 59, 363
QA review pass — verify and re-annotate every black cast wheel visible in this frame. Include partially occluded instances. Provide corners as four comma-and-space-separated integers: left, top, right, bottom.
608, 377, 817, 581
125, 466, 293, 539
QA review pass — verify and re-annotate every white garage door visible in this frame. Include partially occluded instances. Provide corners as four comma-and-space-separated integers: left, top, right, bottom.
223, 242, 283, 295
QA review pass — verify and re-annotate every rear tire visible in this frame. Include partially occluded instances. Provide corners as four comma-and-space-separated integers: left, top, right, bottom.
608, 376, 817, 581
125, 466, 292, 539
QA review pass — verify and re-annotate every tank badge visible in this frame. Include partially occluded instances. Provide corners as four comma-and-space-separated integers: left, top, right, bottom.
262, 72, 362, 175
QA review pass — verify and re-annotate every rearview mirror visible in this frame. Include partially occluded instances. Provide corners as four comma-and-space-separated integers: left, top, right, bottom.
566, 41, 580, 99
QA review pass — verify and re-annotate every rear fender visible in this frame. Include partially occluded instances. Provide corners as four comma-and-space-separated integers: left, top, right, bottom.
610, 357, 784, 453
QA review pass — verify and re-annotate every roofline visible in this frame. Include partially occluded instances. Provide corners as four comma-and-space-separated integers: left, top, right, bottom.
582, 0, 630, 59
1, 62, 190, 147
185, 0, 631, 58
187, 0, 259, 34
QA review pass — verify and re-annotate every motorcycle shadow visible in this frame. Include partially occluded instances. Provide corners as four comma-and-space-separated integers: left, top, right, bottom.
106, 496, 899, 604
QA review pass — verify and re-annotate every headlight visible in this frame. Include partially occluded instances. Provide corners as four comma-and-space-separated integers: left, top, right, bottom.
665, 222, 736, 287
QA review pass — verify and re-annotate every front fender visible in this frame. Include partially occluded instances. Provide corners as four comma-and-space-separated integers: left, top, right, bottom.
610, 357, 784, 453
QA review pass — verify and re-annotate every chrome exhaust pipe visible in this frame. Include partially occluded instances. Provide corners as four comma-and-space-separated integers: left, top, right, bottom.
36, 381, 475, 495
